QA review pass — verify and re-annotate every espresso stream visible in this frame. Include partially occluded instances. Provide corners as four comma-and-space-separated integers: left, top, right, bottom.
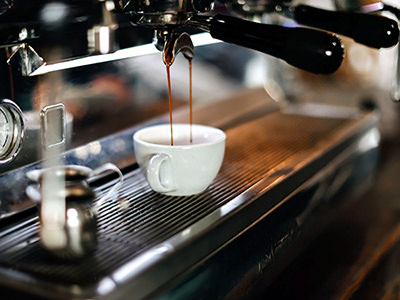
165, 55, 193, 146
166, 64, 174, 145
189, 58, 193, 144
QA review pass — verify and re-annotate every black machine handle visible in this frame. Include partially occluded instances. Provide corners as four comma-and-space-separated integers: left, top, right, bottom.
291, 5, 399, 49
199, 14, 344, 74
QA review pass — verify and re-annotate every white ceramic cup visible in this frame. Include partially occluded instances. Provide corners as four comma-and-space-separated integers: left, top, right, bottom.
133, 123, 226, 196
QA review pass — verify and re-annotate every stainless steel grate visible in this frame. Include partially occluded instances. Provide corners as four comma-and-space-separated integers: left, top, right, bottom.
0, 112, 352, 294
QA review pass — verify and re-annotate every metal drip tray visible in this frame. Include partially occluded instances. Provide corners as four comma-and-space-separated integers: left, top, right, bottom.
0, 110, 378, 299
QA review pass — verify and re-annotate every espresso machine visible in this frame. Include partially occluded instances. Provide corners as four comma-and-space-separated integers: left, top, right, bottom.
0, 0, 399, 299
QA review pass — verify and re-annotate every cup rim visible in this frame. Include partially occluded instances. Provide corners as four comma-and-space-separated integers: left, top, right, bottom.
133, 123, 226, 149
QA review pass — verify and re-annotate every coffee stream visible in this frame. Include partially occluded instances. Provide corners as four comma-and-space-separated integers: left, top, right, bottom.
189, 58, 193, 144
164, 50, 193, 146
166, 64, 174, 146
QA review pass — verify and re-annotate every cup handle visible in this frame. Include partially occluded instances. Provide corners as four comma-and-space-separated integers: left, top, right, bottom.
147, 153, 175, 193
91, 162, 124, 213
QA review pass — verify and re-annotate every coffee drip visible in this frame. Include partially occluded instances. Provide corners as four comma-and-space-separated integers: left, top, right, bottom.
163, 33, 194, 146
164, 53, 193, 146
189, 58, 193, 144
165, 63, 174, 146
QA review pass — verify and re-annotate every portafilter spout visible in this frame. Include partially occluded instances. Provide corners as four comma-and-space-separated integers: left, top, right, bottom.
160, 31, 194, 66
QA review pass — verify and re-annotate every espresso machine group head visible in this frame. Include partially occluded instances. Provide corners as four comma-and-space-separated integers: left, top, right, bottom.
0, 0, 399, 76
115, 0, 346, 74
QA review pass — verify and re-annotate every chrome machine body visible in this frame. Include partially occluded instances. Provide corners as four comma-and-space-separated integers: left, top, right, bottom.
0, 0, 398, 299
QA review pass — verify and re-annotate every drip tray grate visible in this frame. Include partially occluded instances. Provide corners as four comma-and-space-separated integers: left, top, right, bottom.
0, 111, 368, 298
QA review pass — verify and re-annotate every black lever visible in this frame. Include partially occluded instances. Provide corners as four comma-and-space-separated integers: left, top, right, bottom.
286, 4, 399, 49
191, 14, 344, 74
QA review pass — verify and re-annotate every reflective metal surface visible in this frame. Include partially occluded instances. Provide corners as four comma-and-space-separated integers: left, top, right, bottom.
40, 103, 66, 150
25, 163, 124, 260
6, 43, 44, 76
0, 104, 379, 299
0, 99, 25, 164
0, 87, 272, 218
162, 32, 194, 64
0, 0, 395, 299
